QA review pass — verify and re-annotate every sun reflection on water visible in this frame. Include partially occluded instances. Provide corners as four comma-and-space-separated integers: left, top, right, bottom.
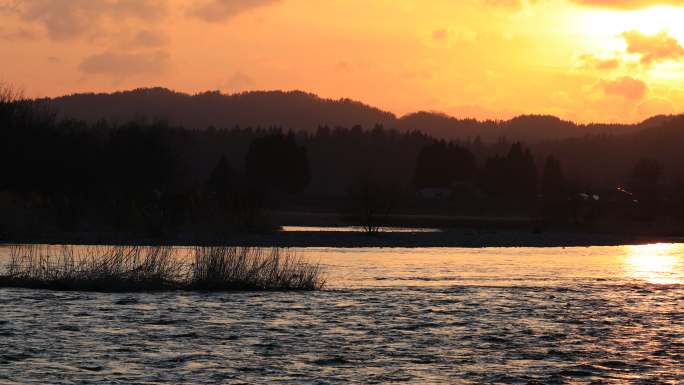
625, 243, 684, 284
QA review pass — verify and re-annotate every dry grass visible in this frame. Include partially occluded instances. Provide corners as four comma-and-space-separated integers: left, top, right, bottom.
190, 246, 325, 291
0, 245, 324, 292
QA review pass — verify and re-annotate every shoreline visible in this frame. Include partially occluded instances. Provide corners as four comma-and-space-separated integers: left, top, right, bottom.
1, 229, 681, 248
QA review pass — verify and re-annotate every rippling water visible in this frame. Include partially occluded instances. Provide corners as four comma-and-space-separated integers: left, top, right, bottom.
1, 243, 684, 383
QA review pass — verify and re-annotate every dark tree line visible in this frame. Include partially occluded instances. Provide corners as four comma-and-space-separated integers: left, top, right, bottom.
411, 138, 671, 224
414, 141, 476, 189
0, 98, 311, 237
1, 90, 682, 239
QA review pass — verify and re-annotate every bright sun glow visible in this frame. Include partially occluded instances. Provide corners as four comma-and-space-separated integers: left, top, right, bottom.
577, 6, 684, 38
625, 243, 683, 285
571, 6, 684, 80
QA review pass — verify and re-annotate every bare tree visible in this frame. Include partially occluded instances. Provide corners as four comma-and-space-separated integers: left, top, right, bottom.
0, 81, 24, 104
347, 174, 400, 234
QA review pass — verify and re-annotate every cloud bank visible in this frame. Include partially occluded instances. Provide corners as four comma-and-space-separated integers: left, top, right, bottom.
189, 0, 280, 22
8, 0, 168, 40
600, 76, 648, 99
622, 30, 684, 65
79, 50, 171, 77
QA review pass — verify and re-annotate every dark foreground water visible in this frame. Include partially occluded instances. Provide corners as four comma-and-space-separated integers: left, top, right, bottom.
1, 244, 684, 384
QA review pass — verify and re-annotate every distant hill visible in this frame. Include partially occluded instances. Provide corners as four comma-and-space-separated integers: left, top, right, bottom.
532, 115, 684, 187
43, 88, 395, 132
41, 87, 681, 143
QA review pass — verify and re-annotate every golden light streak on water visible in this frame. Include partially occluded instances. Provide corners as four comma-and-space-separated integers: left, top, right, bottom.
624, 243, 684, 285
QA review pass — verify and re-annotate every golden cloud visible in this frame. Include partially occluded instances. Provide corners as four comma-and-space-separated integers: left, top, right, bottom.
580, 54, 621, 70
622, 30, 684, 65
599, 76, 648, 99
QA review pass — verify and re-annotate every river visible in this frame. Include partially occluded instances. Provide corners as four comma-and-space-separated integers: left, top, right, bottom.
1, 243, 683, 383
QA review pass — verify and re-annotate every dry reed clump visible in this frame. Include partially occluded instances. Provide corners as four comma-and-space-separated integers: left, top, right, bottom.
0, 245, 324, 292
189, 247, 324, 291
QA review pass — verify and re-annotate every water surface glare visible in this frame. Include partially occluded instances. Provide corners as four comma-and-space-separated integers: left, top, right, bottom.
1, 244, 684, 383
281, 225, 442, 233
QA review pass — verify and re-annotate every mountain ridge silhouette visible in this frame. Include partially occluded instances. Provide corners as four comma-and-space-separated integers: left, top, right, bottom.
41, 87, 681, 142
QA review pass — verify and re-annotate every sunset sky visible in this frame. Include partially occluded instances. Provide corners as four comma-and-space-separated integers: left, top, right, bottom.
1, 0, 683, 123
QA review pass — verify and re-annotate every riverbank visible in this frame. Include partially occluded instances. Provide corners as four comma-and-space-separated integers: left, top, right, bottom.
1, 228, 681, 248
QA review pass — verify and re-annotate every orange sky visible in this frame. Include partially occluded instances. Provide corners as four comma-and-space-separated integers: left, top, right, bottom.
1, 0, 683, 123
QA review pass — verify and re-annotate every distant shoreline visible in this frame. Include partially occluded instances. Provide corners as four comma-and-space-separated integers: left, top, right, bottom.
1, 229, 681, 248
